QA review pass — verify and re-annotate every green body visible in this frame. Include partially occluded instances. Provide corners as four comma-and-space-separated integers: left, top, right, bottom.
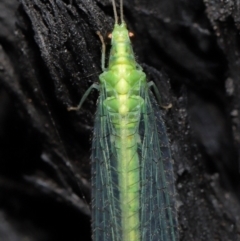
99, 23, 146, 240
69, 15, 179, 241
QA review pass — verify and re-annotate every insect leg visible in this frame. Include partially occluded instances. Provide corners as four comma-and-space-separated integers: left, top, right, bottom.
147, 81, 162, 105
96, 31, 106, 71
148, 81, 172, 109
67, 83, 99, 111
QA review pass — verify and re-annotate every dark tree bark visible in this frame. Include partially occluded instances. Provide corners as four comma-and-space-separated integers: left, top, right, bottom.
0, 0, 239, 240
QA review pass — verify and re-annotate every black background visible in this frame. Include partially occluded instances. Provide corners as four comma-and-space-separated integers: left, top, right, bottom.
0, 0, 239, 240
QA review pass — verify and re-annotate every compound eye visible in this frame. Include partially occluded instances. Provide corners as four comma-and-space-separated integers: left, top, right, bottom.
129, 32, 134, 38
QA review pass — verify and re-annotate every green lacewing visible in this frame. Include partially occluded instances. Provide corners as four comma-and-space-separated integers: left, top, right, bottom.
68, 0, 179, 240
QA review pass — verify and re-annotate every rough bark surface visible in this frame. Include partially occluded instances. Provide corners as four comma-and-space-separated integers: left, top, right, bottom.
0, 0, 239, 240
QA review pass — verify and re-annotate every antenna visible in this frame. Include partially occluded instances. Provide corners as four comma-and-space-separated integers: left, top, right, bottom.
111, 0, 118, 24
120, 0, 124, 23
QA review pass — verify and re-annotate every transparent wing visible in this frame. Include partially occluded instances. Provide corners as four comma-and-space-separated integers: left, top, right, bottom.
91, 88, 121, 241
91, 87, 178, 241
140, 89, 179, 241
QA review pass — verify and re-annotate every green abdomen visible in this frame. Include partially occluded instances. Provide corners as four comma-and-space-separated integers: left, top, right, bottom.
101, 65, 145, 240
112, 117, 141, 240
108, 102, 140, 241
